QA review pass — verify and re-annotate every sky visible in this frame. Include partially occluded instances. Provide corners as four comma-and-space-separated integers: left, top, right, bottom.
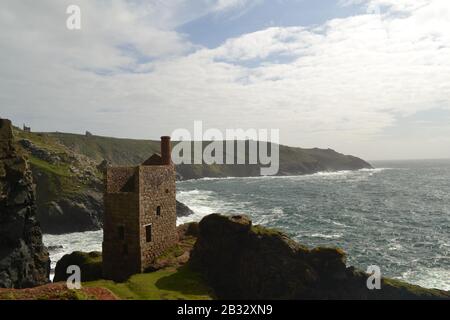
0, 0, 450, 161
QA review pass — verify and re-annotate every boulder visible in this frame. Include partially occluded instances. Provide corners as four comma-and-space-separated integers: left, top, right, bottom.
176, 200, 194, 217
54, 251, 102, 282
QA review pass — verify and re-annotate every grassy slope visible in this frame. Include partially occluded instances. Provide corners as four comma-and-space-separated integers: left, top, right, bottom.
48, 132, 372, 178
48, 132, 161, 165
1, 266, 213, 300
13, 129, 92, 202
13, 129, 372, 183
85, 266, 214, 300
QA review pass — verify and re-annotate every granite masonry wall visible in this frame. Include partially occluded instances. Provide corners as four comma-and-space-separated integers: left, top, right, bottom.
138, 165, 177, 271
102, 192, 140, 281
103, 162, 176, 281
105, 167, 138, 193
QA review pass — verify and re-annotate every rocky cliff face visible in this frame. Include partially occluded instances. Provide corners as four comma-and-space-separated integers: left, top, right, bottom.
191, 214, 450, 300
0, 119, 50, 288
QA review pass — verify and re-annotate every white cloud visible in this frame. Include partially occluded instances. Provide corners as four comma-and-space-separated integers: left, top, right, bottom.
1, 0, 450, 160
212, 0, 257, 11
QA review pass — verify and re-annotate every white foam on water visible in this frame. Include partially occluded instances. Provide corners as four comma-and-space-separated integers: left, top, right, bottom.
271, 207, 284, 215
331, 221, 348, 227
177, 168, 391, 183
309, 233, 343, 240
398, 267, 450, 291
43, 230, 103, 280
176, 189, 236, 225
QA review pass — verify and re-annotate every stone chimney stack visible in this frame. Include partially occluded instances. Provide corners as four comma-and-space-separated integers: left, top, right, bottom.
161, 136, 172, 165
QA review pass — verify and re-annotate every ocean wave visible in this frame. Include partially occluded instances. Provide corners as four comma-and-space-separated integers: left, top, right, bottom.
176, 188, 238, 225
398, 268, 450, 291
177, 189, 214, 196
43, 230, 103, 280
178, 168, 392, 183
309, 233, 343, 239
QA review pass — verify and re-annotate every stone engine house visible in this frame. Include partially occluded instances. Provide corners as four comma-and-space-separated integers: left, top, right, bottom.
103, 136, 177, 281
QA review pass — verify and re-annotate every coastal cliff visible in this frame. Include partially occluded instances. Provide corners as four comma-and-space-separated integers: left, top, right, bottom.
190, 214, 450, 300
46, 214, 449, 300
0, 119, 50, 288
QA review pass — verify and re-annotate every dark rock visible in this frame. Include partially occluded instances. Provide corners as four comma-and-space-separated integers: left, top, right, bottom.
54, 251, 102, 282
177, 222, 199, 240
190, 214, 450, 300
0, 118, 50, 288
96, 159, 110, 175
37, 193, 103, 235
176, 200, 194, 217
18, 139, 61, 164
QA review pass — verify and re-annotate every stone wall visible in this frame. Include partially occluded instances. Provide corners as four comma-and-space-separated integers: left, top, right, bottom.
138, 165, 177, 271
105, 167, 137, 193
102, 192, 140, 280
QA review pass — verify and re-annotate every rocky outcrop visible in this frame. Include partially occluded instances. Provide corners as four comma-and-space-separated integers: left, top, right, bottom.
53, 251, 102, 282
36, 192, 104, 234
190, 214, 450, 300
176, 200, 194, 217
0, 119, 50, 288
18, 139, 62, 165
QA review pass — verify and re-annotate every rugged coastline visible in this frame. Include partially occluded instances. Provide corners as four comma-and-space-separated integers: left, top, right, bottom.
5, 118, 444, 300
8, 214, 448, 300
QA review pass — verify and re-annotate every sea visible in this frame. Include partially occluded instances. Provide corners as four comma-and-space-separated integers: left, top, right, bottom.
43, 159, 450, 290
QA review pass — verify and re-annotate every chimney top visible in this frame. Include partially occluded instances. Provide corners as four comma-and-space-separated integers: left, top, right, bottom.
160, 136, 172, 165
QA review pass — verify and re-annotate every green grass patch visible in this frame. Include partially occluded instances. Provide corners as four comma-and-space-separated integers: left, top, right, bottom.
14, 128, 67, 154
158, 245, 185, 260
84, 266, 214, 300
251, 225, 284, 237
29, 156, 86, 198
28, 156, 71, 177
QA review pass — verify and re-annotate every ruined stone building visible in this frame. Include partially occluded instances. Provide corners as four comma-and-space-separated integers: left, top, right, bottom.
102, 136, 177, 281
23, 124, 31, 133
